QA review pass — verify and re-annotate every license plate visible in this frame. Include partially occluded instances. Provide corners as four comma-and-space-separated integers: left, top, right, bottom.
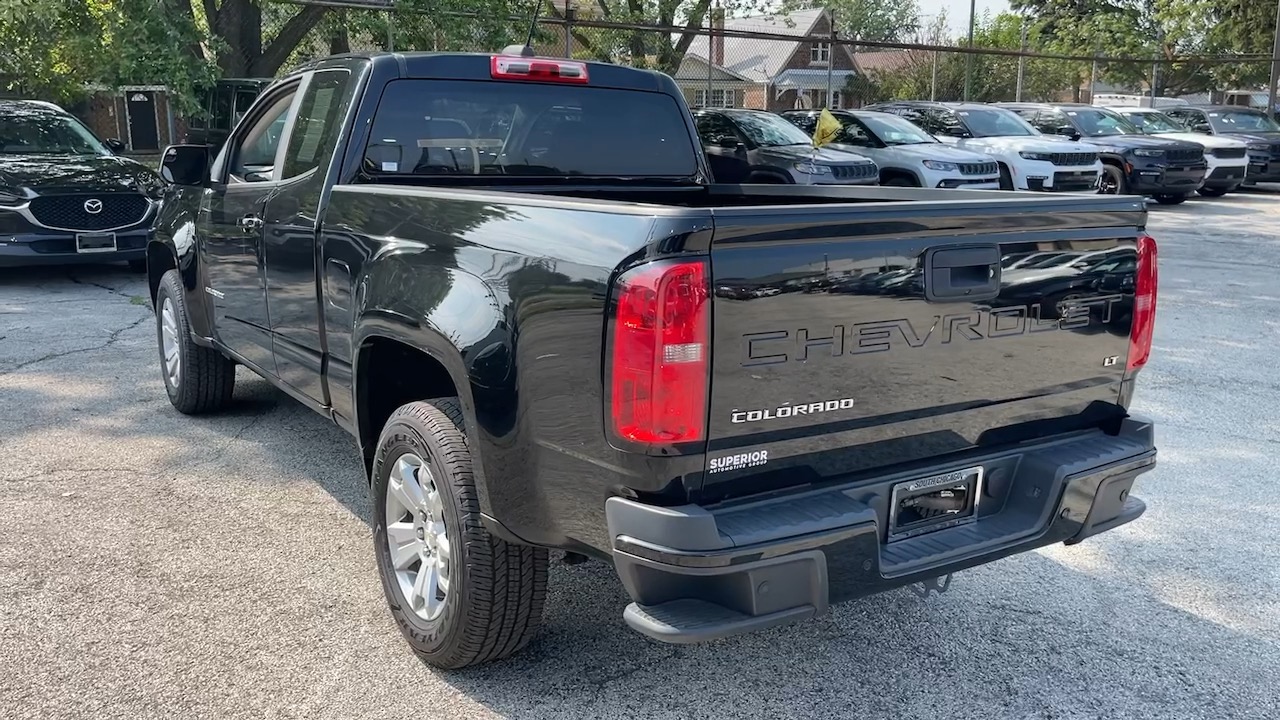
887, 466, 983, 541
76, 232, 117, 253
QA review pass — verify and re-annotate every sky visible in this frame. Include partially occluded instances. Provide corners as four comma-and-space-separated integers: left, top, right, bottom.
917, 0, 1011, 35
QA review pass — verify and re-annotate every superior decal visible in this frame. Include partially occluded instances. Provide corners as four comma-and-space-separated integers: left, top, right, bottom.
709, 450, 769, 473
740, 296, 1124, 367
731, 398, 856, 424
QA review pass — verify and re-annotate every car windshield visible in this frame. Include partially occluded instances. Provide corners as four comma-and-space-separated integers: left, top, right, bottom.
955, 108, 1036, 138
0, 108, 108, 155
1124, 111, 1183, 134
858, 113, 935, 145
733, 111, 814, 147
1208, 109, 1280, 133
1064, 108, 1139, 137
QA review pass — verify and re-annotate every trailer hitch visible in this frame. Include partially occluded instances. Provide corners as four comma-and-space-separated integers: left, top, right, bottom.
910, 573, 954, 599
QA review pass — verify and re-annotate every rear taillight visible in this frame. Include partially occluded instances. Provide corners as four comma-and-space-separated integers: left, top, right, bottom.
491, 56, 589, 84
1127, 234, 1158, 373
610, 260, 710, 445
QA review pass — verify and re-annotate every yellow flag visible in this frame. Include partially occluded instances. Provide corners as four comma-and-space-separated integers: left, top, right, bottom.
812, 108, 842, 148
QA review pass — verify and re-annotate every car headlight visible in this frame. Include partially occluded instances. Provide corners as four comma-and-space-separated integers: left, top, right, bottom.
922, 160, 958, 171
1019, 151, 1052, 161
1248, 143, 1269, 152
793, 162, 831, 175
1132, 148, 1165, 158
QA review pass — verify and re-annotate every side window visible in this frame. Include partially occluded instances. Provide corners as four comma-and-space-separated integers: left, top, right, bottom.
282, 70, 355, 180
695, 113, 742, 147
229, 89, 298, 183
927, 110, 965, 137
838, 118, 872, 145
787, 114, 817, 134
234, 90, 258, 127
1037, 109, 1069, 134
900, 109, 937, 134
213, 87, 233, 130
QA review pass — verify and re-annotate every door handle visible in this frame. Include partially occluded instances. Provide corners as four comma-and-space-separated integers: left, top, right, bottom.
237, 214, 264, 233
924, 244, 1002, 303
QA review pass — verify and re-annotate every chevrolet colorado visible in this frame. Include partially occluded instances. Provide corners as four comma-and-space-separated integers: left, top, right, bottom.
148, 51, 1160, 669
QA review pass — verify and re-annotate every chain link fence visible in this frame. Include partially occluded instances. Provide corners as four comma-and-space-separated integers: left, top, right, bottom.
239, 1, 1274, 112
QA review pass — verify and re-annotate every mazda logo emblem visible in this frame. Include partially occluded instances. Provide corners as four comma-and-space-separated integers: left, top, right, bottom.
83, 198, 103, 214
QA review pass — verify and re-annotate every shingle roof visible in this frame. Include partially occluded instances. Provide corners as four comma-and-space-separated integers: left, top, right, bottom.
683, 9, 828, 84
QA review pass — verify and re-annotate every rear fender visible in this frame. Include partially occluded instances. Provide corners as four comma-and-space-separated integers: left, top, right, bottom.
351, 262, 506, 513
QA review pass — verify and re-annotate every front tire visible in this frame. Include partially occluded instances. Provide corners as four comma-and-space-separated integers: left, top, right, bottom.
998, 163, 1014, 191
372, 399, 548, 669
1153, 193, 1188, 205
155, 270, 235, 414
1098, 164, 1127, 195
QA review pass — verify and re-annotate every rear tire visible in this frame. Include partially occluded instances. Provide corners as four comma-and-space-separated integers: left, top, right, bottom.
155, 270, 235, 414
1196, 186, 1231, 197
372, 399, 548, 669
1153, 193, 1188, 205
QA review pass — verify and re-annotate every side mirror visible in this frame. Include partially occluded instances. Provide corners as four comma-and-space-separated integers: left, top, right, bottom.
105, 138, 126, 152
160, 144, 211, 187
1192, 123, 1212, 134
1055, 126, 1081, 140
716, 137, 744, 150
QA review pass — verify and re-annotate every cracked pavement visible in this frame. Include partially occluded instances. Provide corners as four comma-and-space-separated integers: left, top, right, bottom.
3, 192, 1280, 719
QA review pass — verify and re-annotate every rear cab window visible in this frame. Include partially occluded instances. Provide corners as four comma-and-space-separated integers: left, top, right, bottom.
361, 80, 699, 179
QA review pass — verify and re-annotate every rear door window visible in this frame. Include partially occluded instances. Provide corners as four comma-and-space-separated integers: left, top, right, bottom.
363, 80, 699, 178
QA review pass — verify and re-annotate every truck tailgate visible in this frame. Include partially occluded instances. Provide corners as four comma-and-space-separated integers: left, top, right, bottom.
702, 198, 1145, 501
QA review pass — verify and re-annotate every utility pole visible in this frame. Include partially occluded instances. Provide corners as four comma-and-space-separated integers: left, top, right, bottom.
1090, 58, 1098, 103
1015, 17, 1027, 101
931, 51, 938, 101
827, 9, 836, 108
963, 0, 977, 101
1269, 0, 1280, 117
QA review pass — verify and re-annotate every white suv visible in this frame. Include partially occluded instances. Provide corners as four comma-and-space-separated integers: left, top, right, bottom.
780, 109, 1000, 189
868, 101, 1103, 192
1112, 107, 1251, 197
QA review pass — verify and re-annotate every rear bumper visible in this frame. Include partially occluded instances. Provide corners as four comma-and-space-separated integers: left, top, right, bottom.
0, 228, 149, 267
607, 416, 1156, 644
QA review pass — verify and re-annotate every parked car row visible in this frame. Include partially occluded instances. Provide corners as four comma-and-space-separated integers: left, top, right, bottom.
690, 100, 1280, 206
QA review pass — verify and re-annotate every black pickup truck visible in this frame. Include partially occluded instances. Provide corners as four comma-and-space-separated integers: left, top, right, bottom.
148, 51, 1160, 669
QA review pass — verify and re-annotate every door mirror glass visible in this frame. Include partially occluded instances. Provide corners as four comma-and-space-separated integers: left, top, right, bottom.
1055, 126, 1080, 139
717, 136, 743, 149
1192, 122, 1212, 134
160, 144, 210, 186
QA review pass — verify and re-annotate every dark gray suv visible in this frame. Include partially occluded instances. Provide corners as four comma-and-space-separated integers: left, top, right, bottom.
692, 108, 878, 185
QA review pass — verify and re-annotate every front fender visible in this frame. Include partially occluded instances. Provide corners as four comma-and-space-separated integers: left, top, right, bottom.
150, 188, 214, 341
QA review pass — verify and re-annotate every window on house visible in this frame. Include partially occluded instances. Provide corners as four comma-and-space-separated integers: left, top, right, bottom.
811, 43, 831, 63
695, 89, 736, 108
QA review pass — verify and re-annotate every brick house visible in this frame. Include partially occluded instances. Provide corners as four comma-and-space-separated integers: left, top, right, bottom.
682, 8, 863, 111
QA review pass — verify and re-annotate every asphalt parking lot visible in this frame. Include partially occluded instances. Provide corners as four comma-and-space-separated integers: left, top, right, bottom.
3, 191, 1280, 720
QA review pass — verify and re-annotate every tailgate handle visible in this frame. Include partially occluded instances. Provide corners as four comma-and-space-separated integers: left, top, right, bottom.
924, 245, 1001, 303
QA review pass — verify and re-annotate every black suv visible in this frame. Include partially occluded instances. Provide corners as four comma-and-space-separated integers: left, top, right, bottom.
0, 100, 163, 268
997, 103, 1207, 204
1164, 105, 1280, 184
691, 108, 878, 185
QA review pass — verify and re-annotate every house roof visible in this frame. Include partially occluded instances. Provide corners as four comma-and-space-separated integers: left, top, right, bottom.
683, 8, 836, 84
851, 50, 926, 76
